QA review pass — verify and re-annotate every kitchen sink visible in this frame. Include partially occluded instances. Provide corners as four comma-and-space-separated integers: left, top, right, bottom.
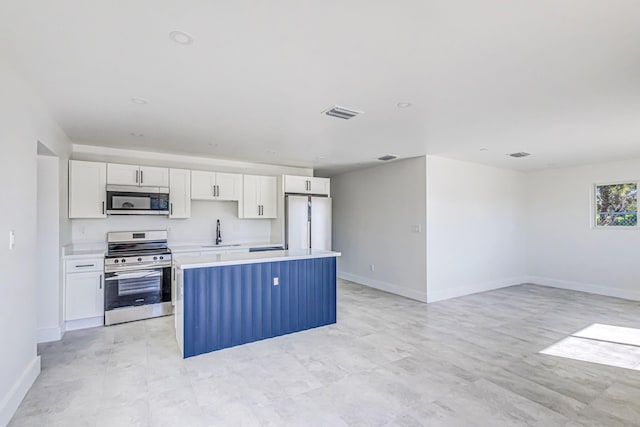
201, 244, 242, 248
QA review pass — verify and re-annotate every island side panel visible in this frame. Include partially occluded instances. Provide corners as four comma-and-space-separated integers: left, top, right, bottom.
182, 257, 337, 358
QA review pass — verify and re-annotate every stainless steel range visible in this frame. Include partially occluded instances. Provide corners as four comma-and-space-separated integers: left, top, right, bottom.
104, 230, 172, 325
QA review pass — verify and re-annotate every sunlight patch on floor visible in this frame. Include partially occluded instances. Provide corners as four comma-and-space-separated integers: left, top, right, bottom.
541, 324, 640, 370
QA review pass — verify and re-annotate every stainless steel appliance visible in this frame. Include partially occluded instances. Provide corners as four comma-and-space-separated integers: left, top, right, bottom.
285, 195, 332, 251
106, 185, 169, 215
104, 230, 172, 325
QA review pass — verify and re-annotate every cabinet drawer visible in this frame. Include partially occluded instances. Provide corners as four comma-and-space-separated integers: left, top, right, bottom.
66, 258, 104, 273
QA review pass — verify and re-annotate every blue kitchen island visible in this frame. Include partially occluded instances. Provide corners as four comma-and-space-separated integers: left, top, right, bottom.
173, 250, 341, 358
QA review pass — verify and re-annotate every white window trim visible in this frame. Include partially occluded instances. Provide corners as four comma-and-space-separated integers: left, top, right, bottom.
591, 180, 639, 230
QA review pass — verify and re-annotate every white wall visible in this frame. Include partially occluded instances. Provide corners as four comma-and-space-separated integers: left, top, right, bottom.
72, 201, 271, 245
37, 155, 62, 342
526, 158, 640, 300
426, 156, 527, 302
0, 51, 71, 425
332, 157, 427, 302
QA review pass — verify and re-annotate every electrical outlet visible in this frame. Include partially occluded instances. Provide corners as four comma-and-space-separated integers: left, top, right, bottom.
411, 224, 421, 233
273, 277, 279, 286
9, 230, 15, 249
369, 264, 374, 272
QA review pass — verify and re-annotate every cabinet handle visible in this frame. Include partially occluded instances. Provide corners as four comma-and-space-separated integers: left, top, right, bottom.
102, 201, 105, 214
140, 170, 143, 184
215, 185, 219, 197
76, 264, 95, 268
99, 274, 102, 289
136, 170, 139, 183
170, 203, 174, 215
212, 186, 215, 197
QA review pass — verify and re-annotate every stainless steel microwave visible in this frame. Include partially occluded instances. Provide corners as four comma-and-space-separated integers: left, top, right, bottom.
106, 185, 170, 215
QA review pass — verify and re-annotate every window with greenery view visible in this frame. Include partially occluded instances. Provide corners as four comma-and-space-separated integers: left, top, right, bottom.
595, 182, 637, 227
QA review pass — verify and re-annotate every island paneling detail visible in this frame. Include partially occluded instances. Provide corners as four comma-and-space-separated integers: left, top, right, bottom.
183, 257, 336, 357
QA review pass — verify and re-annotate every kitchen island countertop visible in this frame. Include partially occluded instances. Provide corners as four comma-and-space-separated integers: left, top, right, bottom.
174, 249, 340, 269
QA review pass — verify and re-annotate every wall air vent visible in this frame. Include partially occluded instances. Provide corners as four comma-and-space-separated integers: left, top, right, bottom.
377, 154, 398, 161
508, 152, 531, 158
323, 105, 363, 120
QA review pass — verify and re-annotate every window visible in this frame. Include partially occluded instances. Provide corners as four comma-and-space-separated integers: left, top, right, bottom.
594, 182, 637, 227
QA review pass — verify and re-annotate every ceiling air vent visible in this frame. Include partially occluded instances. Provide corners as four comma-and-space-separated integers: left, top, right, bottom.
508, 152, 531, 158
323, 105, 363, 120
377, 154, 398, 161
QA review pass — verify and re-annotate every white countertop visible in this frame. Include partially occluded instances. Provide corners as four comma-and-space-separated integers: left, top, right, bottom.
174, 250, 341, 269
62, 244, 106, 259
168, 242, 283, 254
62, 242, 282, 258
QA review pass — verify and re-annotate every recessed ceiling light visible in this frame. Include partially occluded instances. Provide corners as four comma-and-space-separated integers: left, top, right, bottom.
131, 97, 148, 105
169, 31, 194, 45
130, 132, 144, 137
479, 148, 489, 152
397, 102, 412, 108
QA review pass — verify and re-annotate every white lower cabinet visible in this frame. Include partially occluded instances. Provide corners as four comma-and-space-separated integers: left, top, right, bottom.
64, 257, 105, 329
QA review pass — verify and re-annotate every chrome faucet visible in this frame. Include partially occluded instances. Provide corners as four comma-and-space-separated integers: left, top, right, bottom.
216, 219, 222, 245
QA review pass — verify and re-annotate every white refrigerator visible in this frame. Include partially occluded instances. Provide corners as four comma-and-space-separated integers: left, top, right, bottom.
285, 195, 332, 251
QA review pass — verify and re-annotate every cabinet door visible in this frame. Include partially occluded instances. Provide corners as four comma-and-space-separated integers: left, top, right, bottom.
242, 175, 261, 218
69, 160, 107, 218
259, 176, 278, 218
309, 177, 330, 196
216, 172, 242, 201
65, 272, 104, 320
284, 175, 310, 194
140, 166, 169, 187
107, 163, 140, 185
169, 169, 191, 218
191, 170, 215, 200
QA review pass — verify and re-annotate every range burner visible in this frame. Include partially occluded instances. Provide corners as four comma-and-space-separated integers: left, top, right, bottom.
105, 230, 171, 272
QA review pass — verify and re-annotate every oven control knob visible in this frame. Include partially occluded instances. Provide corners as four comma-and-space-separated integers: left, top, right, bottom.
137, 257, 142, 262
153, 256, 158, 261
160, 256, 164, 260
114, 259, 119, 263
121, 259, 126, 263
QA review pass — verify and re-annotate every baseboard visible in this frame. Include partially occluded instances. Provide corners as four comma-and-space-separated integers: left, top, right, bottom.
338, 271, 428, 303
527, 276, 640, 301
0, 355, 40, 427
64, 316, 104, 332
37, 326, 62, 343
426, 276, 530, 303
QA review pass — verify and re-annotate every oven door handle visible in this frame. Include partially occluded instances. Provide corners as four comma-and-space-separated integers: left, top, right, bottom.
105, 271, 163, 280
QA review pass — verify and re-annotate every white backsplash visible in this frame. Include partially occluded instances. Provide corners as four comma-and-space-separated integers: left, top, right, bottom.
71, 201, 273, 245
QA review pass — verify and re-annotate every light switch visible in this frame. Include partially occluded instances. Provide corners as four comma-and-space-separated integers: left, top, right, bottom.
9, 230, 15, 249
411, 224, 421, 233
273, 277, 279, 286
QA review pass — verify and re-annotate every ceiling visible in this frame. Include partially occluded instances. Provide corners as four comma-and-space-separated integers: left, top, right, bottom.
2, 1, 640, 176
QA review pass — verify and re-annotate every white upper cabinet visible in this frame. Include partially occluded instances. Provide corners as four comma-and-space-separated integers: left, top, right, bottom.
242, 175, 277, 219
140, 166, 169, 187
215, 172, 241, 200
107, 163, 169, 187
284, 175, 330, 196
69, 160, 107, 218
191, 170, 241, 201
169, 168, 191, 218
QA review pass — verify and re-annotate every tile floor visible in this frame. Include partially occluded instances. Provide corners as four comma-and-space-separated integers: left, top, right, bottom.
9, 280, 640, 426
